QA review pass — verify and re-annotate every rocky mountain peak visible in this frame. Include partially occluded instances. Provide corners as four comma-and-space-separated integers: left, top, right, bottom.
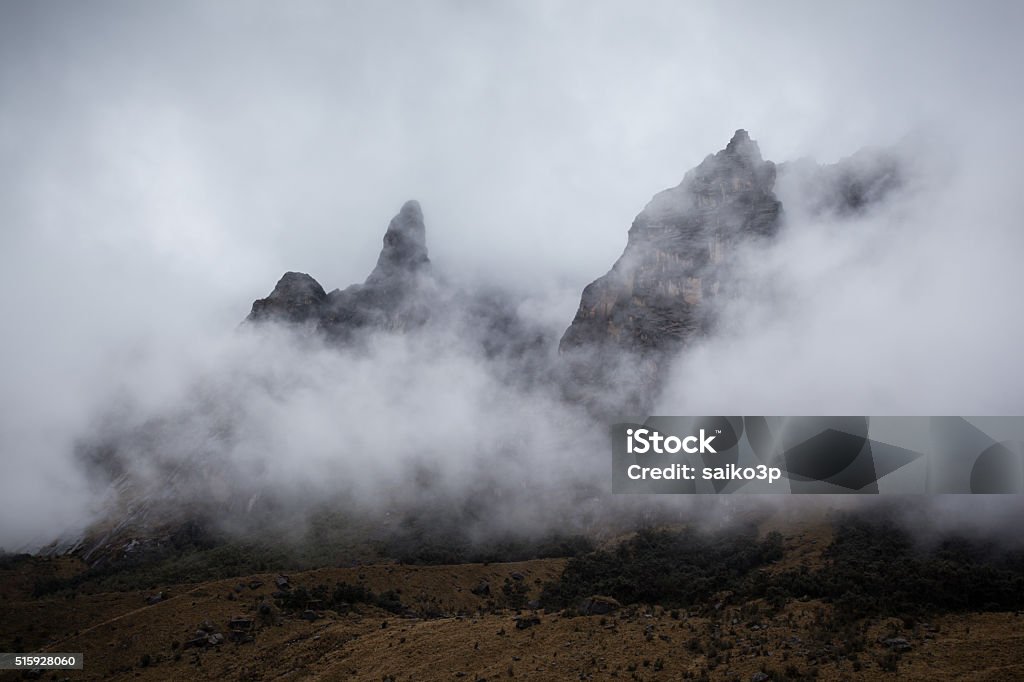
724, 128, 759, 159
367, 199, 430, 284
245, 201, 436, 336
563, 130, 781, 347
241, 133, 907, 415
559, 130, 782, 414
246, 271, 327, 325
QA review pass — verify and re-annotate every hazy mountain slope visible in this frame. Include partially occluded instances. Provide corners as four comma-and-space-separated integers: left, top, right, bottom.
64, 130, 911, 570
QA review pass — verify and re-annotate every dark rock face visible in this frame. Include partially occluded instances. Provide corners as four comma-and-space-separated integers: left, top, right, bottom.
244, 199, 554, 370
366, 199, 430, 284
243, 133, 907, 418
559, 130, 782, 414
70, 129, 918, 563
246, 272, 327, 325
579, 595, 621, 615
245, 200, 436, 339
318, 201, 435, 340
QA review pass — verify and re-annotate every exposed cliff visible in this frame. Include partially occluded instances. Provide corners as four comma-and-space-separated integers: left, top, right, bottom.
558, 130, 782, 414
245, 200, 437, 340
247, 272, 327, 326
245, 199, 551, 378
244, 131, 907, 417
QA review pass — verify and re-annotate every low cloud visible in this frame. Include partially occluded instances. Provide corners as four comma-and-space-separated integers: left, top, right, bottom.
2, 2, 1024, 551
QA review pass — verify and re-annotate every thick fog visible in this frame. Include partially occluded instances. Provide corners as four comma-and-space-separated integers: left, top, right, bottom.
657, 137, 1024, 415
2, 1, 1023, 550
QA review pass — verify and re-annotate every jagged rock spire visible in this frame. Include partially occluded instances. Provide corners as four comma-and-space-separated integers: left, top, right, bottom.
724, 128, 760, 160
562, 130, 780, 351
246, 272, 326, 325
366, 199, 430, 285
245, 200, 435, 336
559, 130, 782, 415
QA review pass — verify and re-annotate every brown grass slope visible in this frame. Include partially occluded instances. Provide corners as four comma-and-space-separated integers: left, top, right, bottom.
1, 515, 1023, 681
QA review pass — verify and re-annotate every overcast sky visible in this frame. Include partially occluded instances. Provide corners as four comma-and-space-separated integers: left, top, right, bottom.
3, 1, 1022, 307
2, 1, 1023, 549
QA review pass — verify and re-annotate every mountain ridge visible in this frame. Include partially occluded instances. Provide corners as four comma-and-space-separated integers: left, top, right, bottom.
56, 130, 911, 566
243, 130, 908, 417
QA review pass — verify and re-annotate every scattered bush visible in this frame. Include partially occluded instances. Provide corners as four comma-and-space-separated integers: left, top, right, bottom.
540, 526, 782, 609
276, 581, 407, 615
773, 512, 1024, 619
